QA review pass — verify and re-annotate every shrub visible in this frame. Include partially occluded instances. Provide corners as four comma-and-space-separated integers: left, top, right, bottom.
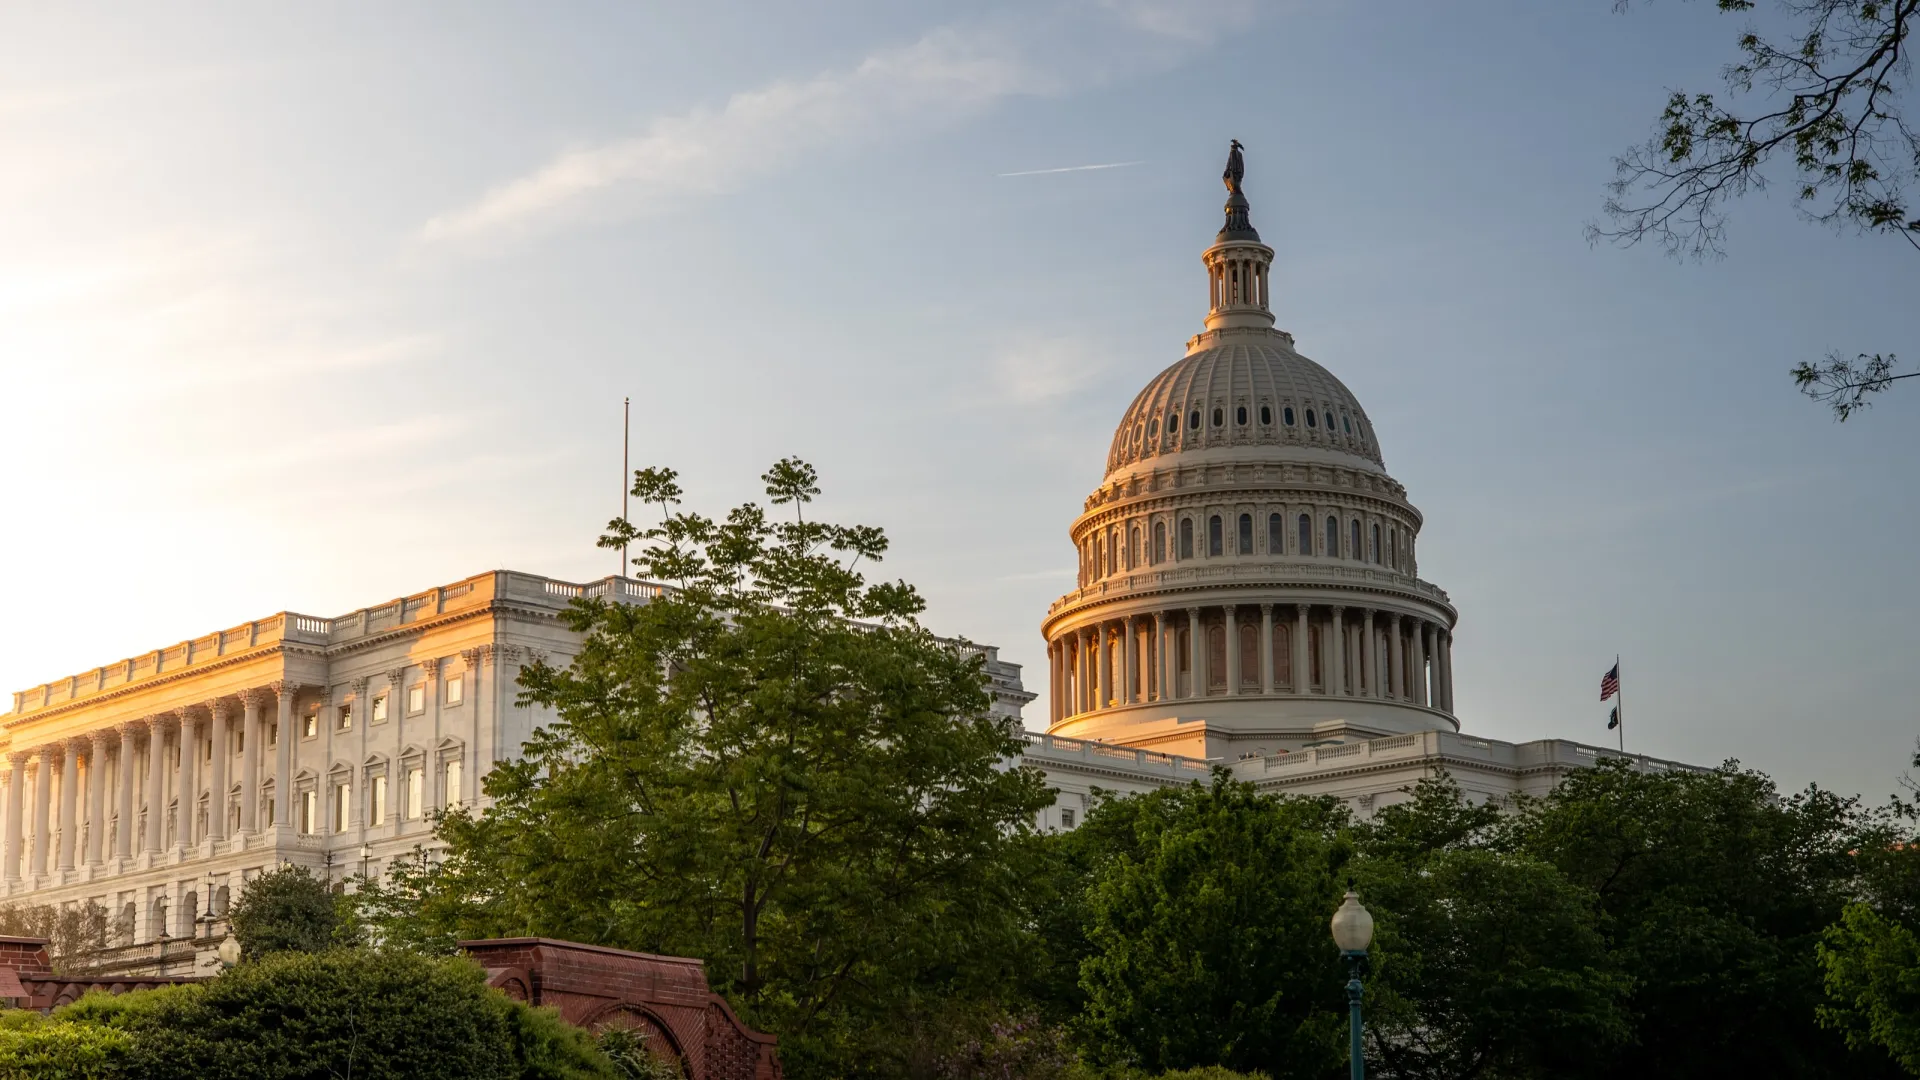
0, 1012, 129, 1080
225, 866, 356, 960
57, 948, 624, 1080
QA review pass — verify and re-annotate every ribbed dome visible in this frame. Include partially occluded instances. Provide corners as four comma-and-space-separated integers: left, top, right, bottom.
1103, 333, 1386, 479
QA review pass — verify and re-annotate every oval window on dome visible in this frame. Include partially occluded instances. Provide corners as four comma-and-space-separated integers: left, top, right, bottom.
1342, 414, 1352, 434
1260, 405, 1272, 425
1211, 407, 1224, 428
1168, 412, 1179, 434
1190, 409, 1202, 431
1149, 416, 1160, 438
1306, 409, 1317, 428
1283, 407, 1295, 426
1236, 405, 1248, 426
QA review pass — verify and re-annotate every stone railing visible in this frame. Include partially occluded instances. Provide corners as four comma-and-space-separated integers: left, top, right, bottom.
1238, 731, 1706, 778
1020, 732, 1215, 778
7, 571, 668, 719
1047, 559, 1452, 616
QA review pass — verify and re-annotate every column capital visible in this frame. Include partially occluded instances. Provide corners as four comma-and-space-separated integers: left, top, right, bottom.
1260, 602, 1273, 615
8, 752, 29, 768
238, 687, 269, 709
460, 647, 485, 668
68, 735, 94, 754
349, 676, 370, 698
267, 679, 294, 697
37, 744, 62, 766
174, 706, 198, 728
205, 698, 231, 720
118, 719, 146, 739
88, 728, 112, 748
384, 666, 408, 684
420, 657, 442, 676
1223, 604, 1237, 617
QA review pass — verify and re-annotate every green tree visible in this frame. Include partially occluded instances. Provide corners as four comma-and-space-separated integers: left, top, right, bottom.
1506, 758, 1896, 1078
0, 901, 112, 974
226, 865, 357, 960
1067, 775, 1350, 1080
1353, 778, 1632, 1080
361, 459, 1053, 1079
1595, 0, 1919, 419
1821, 901, 1920, 1073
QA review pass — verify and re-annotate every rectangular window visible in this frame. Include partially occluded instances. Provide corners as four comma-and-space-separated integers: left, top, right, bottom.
267, 721, 278, 747
444, 760, 463, 809
405, 768, 423, 819
1061, 808, 1075, 828
299, 790, 317, 835
302, 713, 318, 739
371, 776, 388, 826
335, 705, 353, 733
407, 684, 426, 714
333, 783, 351, 833
203, 737, 211, 762
446, 675, 464, 706
371, 695, 388, 725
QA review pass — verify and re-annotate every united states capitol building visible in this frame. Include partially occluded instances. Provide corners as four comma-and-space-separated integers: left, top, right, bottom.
0, 149, 1693, 972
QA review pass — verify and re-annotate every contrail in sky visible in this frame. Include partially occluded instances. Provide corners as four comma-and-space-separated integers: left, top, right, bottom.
996, 160, 1145, 177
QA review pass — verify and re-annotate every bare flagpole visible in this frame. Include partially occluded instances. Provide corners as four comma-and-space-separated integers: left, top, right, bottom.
621, 396, 630, 578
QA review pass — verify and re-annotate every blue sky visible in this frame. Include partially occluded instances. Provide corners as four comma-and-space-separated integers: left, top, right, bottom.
2, 1, 1915, 800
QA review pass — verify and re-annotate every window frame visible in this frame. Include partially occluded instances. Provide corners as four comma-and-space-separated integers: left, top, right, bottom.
445, 675, 465, 706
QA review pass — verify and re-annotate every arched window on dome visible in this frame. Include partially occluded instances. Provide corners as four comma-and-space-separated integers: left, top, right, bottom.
1260, 405, 1272, 425
1325, 516, 1339, 557
1211, 407, 1224, 428
1154, 521, 1167, 563
1179, 518, 1194, 559
1273, 622, 1293, 690
1207, 623, 1226, 693
1190, 409, 1201, 432
1268, 513, 1283, 554
1208, 515, 1224, 557
1350, 520, 1362, 561
1284, 406, 1296, 426
1371, 523, 1382, 564
1096, 535, 1107, 578
1176, 627, 1192, 696
1239, 623, 1260, 690
1297, 514, 1312, 555
1109, 529, 1120, 574
1150, 416, 1160, 438
1310, 623, 1325, 689
1129, 526, 1140, 569
1237, 514, 1253, 555
1306, 409, 1318, 429
1168, 411, 1179, 434
1388, 529, 1397, 569
1343, 414, 1353, 434
1236, 405, 1248, 426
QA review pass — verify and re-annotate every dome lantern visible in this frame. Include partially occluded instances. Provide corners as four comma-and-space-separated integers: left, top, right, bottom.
1204, 139, 1277, 333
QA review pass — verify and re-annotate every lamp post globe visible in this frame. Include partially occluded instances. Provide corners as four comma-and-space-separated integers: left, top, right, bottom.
1329, 889, 1373, 1080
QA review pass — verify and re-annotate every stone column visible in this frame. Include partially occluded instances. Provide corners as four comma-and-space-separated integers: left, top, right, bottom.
460, 650, 485, 806
1411, 622, 1429, 706
3, 754, 24, 881
1122, 617, 1138, 705
206, 699, 230, 843
1388, 617, 1406, 700
30, 749, 54, 876
115, 723, 137, 859
1224, 606, 1240, 695
1158, 612, 1174, 701
1330, 608, 1347, 695
1362, 611, 1378, 698
1439, 630, 1455, 712
239, 690, 264, 834
1047, 641, 1060, 723
1094, 624, 1112, 710
272, 684, 295, 828
57, 740, 79, 872
1294, 605, 1311, 693
1259, 604, 1274, 693
144, 717, 167, 853
86, 731, 110, 866
1186, 608, 1203, 698
173, 709, 197, 852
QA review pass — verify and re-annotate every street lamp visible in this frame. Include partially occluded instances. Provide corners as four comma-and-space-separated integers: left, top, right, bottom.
1330, 889, 1375, 1080
359, 842, 373, 879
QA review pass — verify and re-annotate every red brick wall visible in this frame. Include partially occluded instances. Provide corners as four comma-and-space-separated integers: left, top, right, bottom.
461, 938, 781, 1080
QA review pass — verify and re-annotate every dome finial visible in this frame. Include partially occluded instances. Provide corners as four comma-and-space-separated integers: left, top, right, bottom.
1218, 139, 1260, 242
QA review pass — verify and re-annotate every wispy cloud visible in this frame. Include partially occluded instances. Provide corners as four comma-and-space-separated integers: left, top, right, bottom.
997, 160, 1144, 178
421, 3, 1278, 248
993, 337, 1112, 405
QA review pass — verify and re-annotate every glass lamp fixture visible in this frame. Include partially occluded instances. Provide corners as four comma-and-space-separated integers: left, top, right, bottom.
1330, 889, 1374, 954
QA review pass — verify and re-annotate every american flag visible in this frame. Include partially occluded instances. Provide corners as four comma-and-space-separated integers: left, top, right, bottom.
1599, 663, 1620, 701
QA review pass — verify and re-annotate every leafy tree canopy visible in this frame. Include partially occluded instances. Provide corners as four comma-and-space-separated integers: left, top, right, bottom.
226, 865, 357, 961
359, 459, 1053, 1080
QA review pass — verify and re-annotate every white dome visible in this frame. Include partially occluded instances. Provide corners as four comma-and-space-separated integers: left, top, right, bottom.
1104, 333, 1385, 480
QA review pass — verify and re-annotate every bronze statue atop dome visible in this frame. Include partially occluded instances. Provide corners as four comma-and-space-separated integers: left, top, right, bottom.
1216, 139, 1259, 242
1223, 139, 1245, 194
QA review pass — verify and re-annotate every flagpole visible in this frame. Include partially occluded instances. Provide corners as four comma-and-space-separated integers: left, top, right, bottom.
621, 396, 630, 578
1615, 654, 1624, 753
